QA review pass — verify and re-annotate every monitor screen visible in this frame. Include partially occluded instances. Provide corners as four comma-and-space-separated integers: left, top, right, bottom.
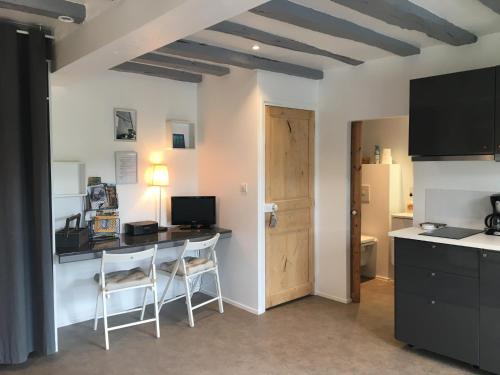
171, 196, 216, 227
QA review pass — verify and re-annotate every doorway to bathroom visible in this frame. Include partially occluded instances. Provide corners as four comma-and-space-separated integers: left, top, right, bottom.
350, 117, 414, 303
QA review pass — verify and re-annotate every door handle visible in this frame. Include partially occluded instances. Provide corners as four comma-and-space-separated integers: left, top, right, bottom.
266, 203, 278, 228
264, 203, 278, 213
269, 211, 278, 228
351, 209, 358, 216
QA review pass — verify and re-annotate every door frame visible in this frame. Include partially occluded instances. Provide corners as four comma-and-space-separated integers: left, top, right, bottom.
350, 121, 363, 303
258, 100, 318, 314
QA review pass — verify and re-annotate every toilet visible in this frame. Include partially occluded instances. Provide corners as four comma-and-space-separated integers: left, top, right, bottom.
360, 235, 377, 267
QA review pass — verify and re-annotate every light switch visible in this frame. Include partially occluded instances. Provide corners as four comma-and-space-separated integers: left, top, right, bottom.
240, 183, 248, 193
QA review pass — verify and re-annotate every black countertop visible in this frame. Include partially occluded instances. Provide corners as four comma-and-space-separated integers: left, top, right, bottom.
57, 227, 232, 263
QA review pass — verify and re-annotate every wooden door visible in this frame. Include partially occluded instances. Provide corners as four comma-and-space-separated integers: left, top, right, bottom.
350, 121, 362, 303
265, 106, 314, 309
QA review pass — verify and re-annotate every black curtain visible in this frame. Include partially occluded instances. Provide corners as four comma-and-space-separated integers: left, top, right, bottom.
0, 22, 55, 364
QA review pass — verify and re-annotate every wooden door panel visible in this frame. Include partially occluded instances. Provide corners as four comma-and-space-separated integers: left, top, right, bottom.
268, 116, 310, 201
268, 229, 310, 288
267, 208, 310, 233
266, 105, 314, 309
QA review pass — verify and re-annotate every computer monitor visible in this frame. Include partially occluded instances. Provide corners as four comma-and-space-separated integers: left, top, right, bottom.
171, 196, 216, 228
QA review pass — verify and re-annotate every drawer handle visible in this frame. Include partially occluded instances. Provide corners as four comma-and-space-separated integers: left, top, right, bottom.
483, 253, 488, 258
430, 272, 436, 277
431, 300, 436, 305
431, 245, 437, 249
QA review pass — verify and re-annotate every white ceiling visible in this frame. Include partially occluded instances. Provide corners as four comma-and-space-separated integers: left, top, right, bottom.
0, 0, 118, 39
188, 0, 500, 70
1, 0, 499, 80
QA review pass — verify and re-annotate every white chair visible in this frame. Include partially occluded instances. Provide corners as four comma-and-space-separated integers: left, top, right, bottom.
93, 245, 160, 350
153, 234, 223, 327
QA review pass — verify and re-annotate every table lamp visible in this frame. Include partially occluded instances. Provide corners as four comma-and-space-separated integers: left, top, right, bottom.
150, 164, 169, 231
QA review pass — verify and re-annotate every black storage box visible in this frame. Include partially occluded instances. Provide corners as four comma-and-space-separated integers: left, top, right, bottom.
125, 221, 159, 236
56, 214, 89, 249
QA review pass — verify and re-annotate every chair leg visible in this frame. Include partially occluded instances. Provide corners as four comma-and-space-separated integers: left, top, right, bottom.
140, 287, 148, 320
190, 276, 197, 299
94, 292, 100, 331
158, 273, 175, 313
152, 285, 160, 339
184, 276, 195, 328
214, 267, 224, 314
102, 291, 110, 350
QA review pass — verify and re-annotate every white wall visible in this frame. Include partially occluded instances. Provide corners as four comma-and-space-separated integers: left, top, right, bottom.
52, 70, 199, 223
361, 164, 402, 280
316, 31, 500, 303
51, 70, 199, 326
197, 68, 261, 313
362, 117, 413, 207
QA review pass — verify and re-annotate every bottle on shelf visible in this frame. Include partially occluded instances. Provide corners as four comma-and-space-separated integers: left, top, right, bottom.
374, 145, 381, 164
407, 192, 414, 213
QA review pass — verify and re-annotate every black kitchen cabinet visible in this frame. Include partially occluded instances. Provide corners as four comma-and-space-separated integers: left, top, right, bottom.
496, 67, 500, 152
409, 67, 496, 157
479, 250, 500, 374
396, 239, 478, 277
394, 238, 479, 366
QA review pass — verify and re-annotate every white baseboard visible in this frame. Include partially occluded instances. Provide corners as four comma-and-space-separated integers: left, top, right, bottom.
222, 296, 260, 315
314, 290, 352, 304
199, 289, 260, 315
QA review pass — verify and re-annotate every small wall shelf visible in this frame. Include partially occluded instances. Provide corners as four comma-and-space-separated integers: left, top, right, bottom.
52, 161, 86, 197
166, 120, 195, 149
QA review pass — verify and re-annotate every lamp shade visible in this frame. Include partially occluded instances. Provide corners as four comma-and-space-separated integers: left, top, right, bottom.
150, 164, 169, 186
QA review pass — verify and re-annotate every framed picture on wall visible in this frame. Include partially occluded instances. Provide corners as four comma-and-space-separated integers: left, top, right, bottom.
115, 151, 138, 184
114, 108, 137, 141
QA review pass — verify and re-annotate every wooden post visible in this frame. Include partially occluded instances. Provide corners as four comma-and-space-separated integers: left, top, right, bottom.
350, 121, 362, 303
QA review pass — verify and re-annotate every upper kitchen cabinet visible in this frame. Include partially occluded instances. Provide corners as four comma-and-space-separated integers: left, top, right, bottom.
409, 67, 496, 160
496, 66, 500, 153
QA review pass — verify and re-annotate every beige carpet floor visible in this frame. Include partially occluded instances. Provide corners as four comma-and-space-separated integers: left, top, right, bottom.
1, 279, 485, 374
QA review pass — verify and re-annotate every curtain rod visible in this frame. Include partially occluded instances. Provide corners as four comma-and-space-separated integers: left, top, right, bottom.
16, 29, 54, 40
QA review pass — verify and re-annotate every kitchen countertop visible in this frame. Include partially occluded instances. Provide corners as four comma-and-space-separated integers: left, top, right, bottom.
389, 227, 500, 251
57, 227, 232, 263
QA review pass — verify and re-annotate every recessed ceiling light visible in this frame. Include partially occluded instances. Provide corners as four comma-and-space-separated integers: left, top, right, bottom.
252, 44, 260, 51
58, 15, 75, 23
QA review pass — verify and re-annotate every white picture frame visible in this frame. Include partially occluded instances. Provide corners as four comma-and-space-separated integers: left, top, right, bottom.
114, 108, 137, 142
115, 151, 138, 184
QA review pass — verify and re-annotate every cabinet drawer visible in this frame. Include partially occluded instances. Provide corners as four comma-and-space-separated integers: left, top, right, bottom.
395, 238, 478, 277
396, 265, 478, 308
396, 292, 479, 365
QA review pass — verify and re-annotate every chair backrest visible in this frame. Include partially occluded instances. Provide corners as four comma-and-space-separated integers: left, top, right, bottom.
100, 246, 158, 287
185, 233, 220, 252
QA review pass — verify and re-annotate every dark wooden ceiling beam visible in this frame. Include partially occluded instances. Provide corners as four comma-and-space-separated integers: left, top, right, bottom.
0, 0, 86, 23
158, 39, 324, 80
133, 53, 230, 76
208, 21, 363, 66
479, 0, 500, 15
250, 0, 420, 56
331, 0, 477, 46
111, 62, 202, 83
